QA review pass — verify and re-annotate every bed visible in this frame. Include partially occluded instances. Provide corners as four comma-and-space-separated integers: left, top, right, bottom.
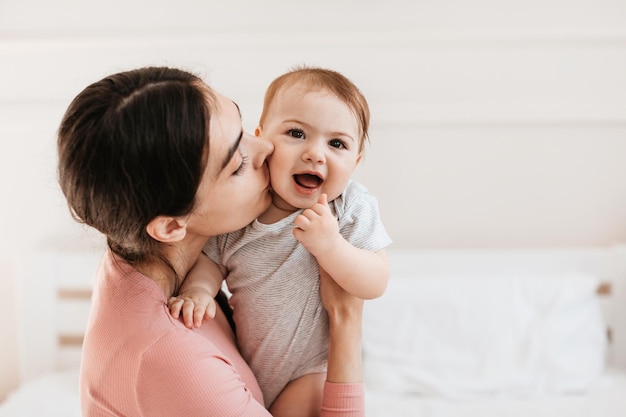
363, 247, 626, 416
2, 246, 625, 416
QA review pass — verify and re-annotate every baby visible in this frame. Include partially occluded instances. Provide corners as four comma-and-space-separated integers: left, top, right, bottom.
170, 66, 392, 416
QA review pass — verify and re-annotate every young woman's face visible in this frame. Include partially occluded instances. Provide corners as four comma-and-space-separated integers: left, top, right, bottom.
187, 91, 273, 237
259, 88, 362, 212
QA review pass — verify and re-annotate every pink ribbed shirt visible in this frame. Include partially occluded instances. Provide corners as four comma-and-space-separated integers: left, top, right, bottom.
79, 250, 364, 416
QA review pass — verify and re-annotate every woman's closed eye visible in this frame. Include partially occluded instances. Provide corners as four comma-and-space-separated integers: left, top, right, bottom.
233, 154, 249, 176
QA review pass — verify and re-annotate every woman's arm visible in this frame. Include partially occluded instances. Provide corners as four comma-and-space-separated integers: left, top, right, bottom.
319, 268, 366, 416
136, 324, 271, 417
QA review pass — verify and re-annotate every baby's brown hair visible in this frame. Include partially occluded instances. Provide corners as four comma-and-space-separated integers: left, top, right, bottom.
259, 66, 370, 153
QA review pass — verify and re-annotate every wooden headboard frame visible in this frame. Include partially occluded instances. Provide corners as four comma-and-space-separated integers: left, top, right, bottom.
14, 245, 626, 381
16, 247, 104, 381
53, 272, 616, 345
596, 282, 613, 343
57, 288, 93, 347
591, 252, 625, 369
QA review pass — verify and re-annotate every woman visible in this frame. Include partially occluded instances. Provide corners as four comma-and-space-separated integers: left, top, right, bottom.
57, 66, 365, 416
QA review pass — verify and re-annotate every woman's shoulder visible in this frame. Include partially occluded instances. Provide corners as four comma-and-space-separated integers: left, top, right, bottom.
138, 318, 265, 409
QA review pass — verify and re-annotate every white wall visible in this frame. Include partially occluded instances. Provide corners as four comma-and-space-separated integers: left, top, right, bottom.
1, 0, 625, 400
0, 260, 19, 401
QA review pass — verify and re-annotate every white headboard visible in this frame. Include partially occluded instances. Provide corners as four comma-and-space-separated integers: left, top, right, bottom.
15, 247, 104, 380
14, 245, 626, 381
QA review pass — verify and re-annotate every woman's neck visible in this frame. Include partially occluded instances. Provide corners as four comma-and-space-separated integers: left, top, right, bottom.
135, 238, 205, 297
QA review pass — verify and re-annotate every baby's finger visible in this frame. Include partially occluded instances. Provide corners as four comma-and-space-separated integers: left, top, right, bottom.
205, 299, 217, 320
193, 306, 206, 328
294, 213, 311, 230
181, 302, 196, 329
310, 194, 330, 216
168, 297, 183, 319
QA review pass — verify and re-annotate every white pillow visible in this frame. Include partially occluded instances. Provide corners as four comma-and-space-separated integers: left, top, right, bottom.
363, 273, 606, 399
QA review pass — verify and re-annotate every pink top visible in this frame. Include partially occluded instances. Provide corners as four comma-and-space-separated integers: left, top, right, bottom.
80, 250, 365, 416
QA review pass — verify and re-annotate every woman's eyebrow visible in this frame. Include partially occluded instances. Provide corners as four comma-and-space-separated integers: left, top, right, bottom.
233, 101, 242, 118
221, 130, 243, 171
219, 100, 244, 171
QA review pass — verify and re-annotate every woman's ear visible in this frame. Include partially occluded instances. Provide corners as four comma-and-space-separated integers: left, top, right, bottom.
146, 216, 187, 243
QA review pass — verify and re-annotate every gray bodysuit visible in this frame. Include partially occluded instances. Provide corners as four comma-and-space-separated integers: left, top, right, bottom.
204, 180, 392, 407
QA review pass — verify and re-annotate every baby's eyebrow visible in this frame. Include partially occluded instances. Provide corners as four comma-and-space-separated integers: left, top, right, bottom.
331, 131, 356, 142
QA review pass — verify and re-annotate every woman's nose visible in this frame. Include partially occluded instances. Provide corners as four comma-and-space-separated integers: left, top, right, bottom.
249, 133, 273, 168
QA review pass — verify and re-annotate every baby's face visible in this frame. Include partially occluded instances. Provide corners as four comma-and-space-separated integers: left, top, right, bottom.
258, 87, 362, 211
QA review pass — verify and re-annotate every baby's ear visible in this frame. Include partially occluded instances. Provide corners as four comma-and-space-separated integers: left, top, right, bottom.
146, 216, 187, 243
355, 152, 363, 166
254, 126, 262, 137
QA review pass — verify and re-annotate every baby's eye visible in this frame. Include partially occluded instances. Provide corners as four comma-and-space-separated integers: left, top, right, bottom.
329, 139, 346, 149
288, 129, 305, 139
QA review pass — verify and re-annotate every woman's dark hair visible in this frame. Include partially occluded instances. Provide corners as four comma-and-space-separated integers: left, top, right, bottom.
58, 66, 215, 268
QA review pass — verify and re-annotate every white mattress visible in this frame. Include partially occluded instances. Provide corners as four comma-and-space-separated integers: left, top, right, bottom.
365, 368, 626, 417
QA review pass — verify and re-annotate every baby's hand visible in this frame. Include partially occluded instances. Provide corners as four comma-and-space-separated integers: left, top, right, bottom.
168, 289, 217, 329
293, 193, 341, 257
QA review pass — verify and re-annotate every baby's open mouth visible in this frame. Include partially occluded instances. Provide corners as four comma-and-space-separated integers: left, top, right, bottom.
293, 173, 322, 189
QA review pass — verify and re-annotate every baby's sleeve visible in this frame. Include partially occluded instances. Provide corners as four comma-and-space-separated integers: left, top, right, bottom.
335, 181, 393, 252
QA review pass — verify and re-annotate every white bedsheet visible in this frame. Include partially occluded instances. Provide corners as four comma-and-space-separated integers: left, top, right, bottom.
1, 368, 625, 417
366, 368, 626, 417
0, 369, 80, 417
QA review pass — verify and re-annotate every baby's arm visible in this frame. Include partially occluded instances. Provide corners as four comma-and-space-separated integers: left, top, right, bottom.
293, 194, 390, 300
168, 253, 226, 328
